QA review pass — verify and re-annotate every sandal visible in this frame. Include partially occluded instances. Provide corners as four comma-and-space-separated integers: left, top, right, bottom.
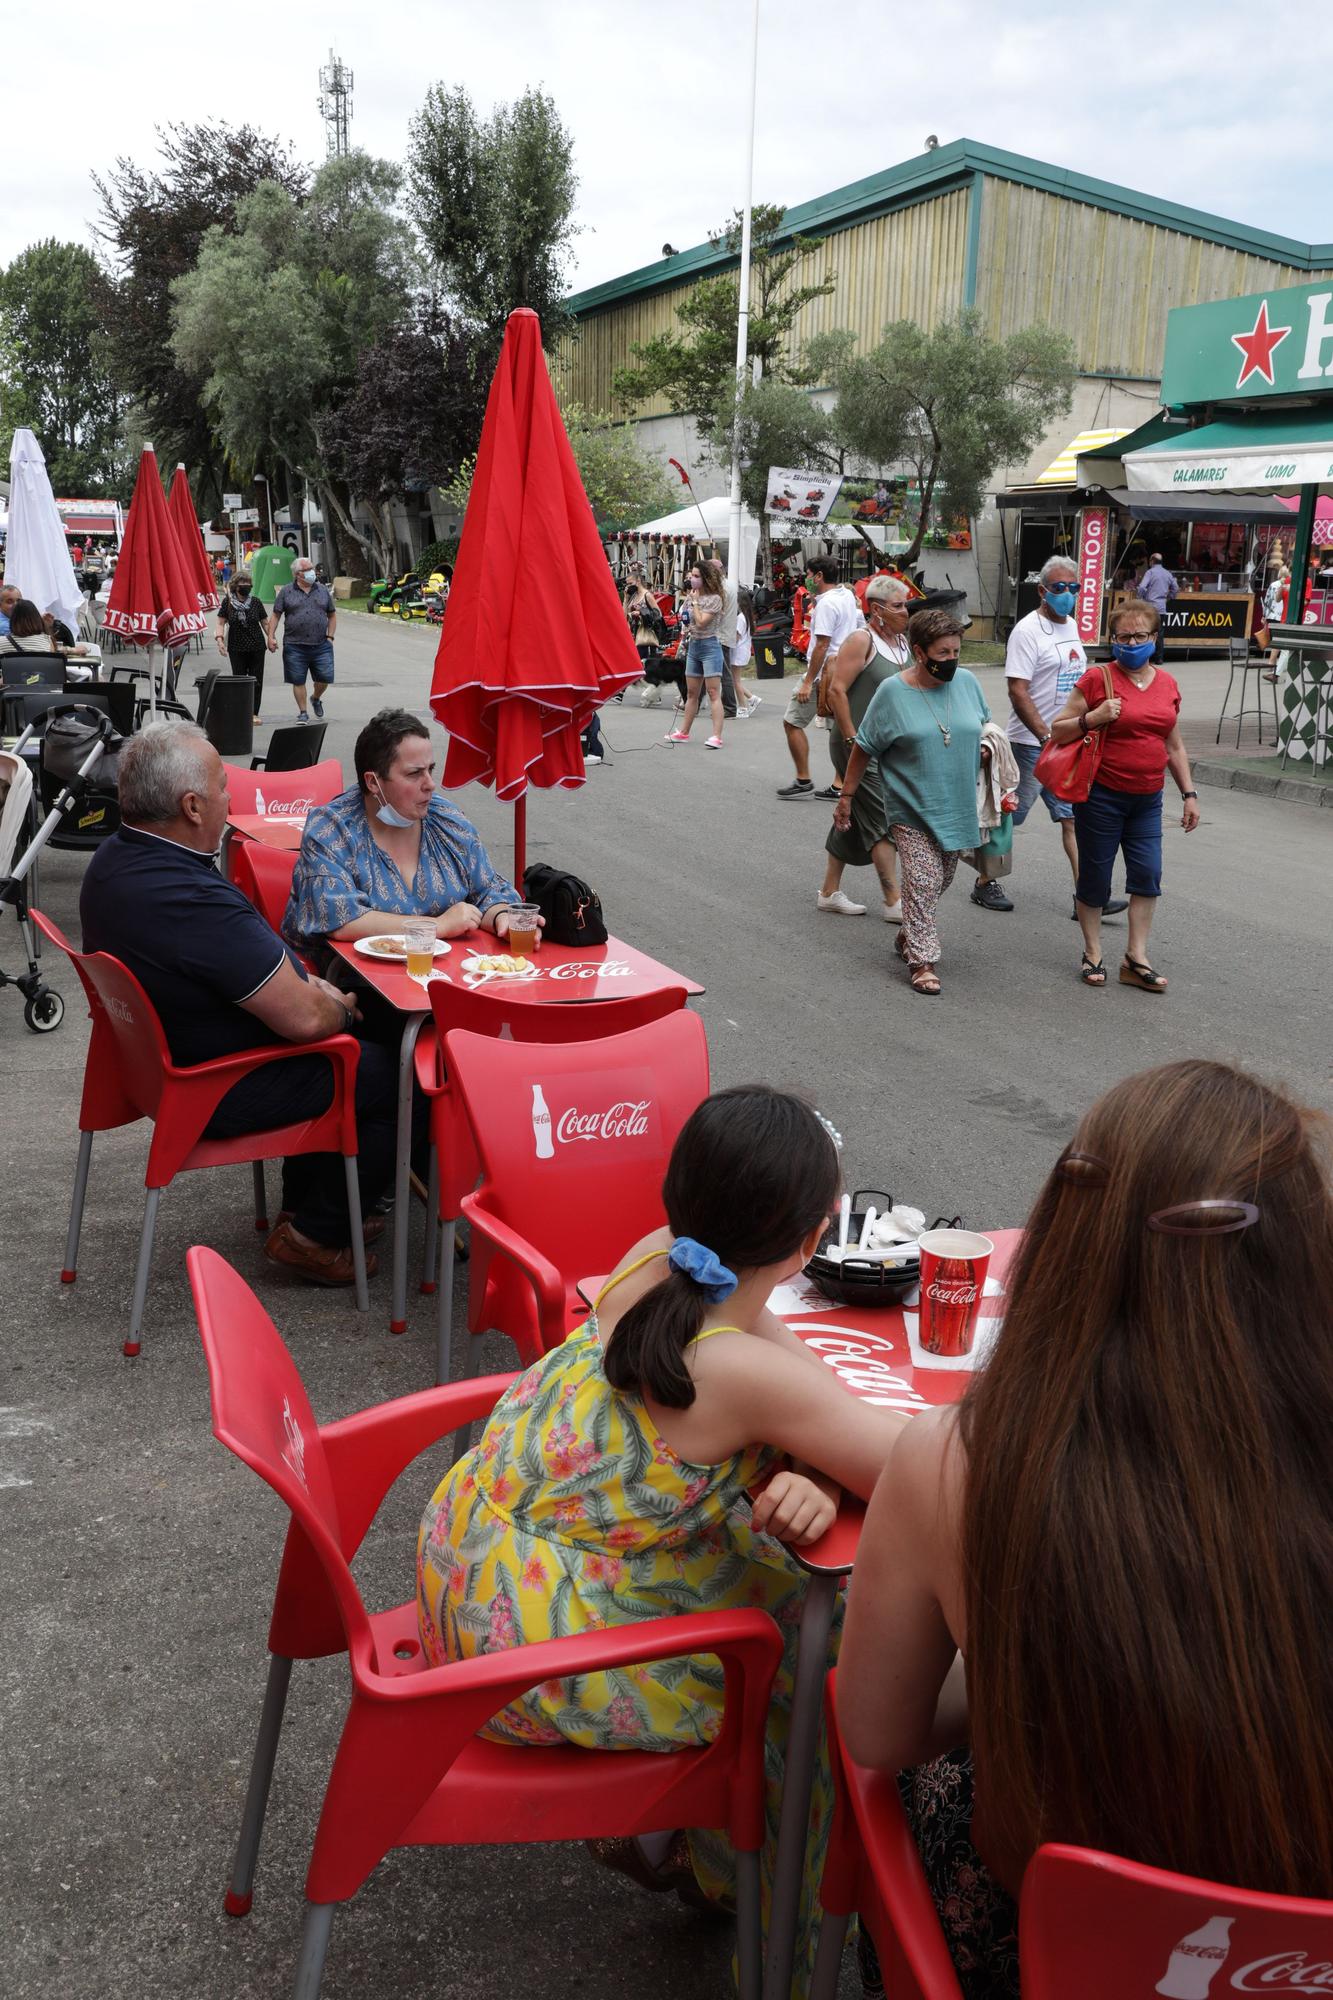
1119, 954, 1168, 994
909, 965, 941, 997
1080, 954, 1106, 986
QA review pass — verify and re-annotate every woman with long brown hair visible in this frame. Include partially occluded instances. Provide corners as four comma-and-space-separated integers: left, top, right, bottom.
839, 1059, 1333, 1996
666, 555, 728, 748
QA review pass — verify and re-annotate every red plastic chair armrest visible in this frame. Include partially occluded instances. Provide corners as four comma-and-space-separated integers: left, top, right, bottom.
413, 1024, 442, 1096
360, 1606, 784, 1747
459, 1190, 568, 1340
319, 1373, 517, 1558
152, 1031, 361, 1172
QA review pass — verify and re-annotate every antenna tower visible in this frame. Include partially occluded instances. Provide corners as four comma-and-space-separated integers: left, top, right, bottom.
317, 50, 353, 159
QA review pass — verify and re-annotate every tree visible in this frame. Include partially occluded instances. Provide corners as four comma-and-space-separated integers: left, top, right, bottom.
611, 204, 836, 436
812, 311, 1077, 565
169, 153, 417, 572
94, 122, 309, 499
442, 405, 676, 536
322, 300, 489, 568
707, 376, 843, 581
0, 241, 124, 491
407, 85, 577, 347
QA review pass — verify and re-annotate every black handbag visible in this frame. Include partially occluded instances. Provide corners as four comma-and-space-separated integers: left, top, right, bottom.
522, 863, 608, 946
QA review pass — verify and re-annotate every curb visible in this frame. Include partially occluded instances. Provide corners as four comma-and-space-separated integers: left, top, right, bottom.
1193, 760, 1333, 809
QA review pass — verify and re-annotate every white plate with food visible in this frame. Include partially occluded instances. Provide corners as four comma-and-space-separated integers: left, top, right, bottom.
459, 951, 540, 981
353, 935, 453, 961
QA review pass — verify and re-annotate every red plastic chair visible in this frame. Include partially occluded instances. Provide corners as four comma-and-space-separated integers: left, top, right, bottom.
443, 1010, 709, 1376
230, 840, 302, 951
222, 759, 343, 815
418, 981, 692, 1380
34, 911, 368, 1356
187, 1246, 782, 2000
812, 1671, 1333, 1999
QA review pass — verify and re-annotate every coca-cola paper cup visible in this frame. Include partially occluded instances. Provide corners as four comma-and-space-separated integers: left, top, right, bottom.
917, 1229, 993, 1358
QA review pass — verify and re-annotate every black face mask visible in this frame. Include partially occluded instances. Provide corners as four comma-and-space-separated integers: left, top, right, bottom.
234, 585, 252, 599
922, 654, 959, 683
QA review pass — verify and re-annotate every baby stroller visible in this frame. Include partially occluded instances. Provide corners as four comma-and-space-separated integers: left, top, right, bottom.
0, 705, 122, 1033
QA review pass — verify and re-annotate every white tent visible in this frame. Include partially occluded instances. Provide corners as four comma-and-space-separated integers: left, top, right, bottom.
7, 430, 83, 633
626, 494, 763, 587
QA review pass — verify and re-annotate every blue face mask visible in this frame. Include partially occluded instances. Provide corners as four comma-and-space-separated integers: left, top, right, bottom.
1044, 586, 1077, 618
369, 782, 415, 830
1112, 639, 1155, 670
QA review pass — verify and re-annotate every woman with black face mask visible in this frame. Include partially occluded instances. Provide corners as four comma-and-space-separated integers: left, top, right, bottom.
832, 609, 989, 996
214, 568, 270, 722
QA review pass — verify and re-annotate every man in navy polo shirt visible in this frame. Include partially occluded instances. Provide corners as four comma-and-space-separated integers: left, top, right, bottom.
266, 555, 336, 725
80, 722, 394, 1287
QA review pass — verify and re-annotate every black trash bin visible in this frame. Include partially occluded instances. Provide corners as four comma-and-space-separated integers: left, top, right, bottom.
203, 674, 255, 756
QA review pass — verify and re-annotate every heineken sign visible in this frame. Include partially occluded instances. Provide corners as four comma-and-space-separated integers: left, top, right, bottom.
1161, 277, 1333, 405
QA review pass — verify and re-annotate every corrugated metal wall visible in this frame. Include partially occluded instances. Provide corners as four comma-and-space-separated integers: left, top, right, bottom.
558, 187, 971, 411
977, 179, 1333, 375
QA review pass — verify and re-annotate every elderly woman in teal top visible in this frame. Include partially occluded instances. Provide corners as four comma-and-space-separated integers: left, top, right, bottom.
284, 707, 525, 964
833, 610, 988, 997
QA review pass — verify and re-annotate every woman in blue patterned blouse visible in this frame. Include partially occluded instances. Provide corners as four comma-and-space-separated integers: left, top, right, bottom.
284, 708, 527, 961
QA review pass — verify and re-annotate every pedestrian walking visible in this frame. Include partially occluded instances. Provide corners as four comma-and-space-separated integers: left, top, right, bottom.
1137, 549, 1178, 661
992, 554, 1128, 923
622, 566, 668, 707
817, 575, 908, 921
778, 556, 862, 799
1047, 600, 1199, 993
833, 609, 989, 997
731, 587, 761, 717
665, 557, 727, 749
214, 569, 271, 721
266, 555, 337, 723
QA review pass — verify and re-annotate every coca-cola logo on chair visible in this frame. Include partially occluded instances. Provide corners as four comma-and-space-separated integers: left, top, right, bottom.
531, 1068, 658, 1163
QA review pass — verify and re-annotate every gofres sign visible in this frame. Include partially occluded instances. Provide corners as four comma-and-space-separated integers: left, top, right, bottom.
1161, 278, 1333, 405
1076, 507, 1109, 644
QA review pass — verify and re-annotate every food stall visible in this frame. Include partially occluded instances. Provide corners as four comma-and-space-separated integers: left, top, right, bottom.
996, 421, 1291, 649
1118, 278, 1333, 765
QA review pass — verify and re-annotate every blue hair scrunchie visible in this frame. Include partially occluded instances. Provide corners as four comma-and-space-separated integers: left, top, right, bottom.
667, 1236, 738, 1303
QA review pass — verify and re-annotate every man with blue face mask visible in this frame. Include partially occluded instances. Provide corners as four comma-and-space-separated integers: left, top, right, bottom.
982, 554, 1127, 920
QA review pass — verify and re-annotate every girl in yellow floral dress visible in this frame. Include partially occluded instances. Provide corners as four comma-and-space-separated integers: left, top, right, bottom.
417, 1086, 908, 1993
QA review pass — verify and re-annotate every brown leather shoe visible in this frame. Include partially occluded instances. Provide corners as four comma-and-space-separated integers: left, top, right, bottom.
274, 1209, 386, 1245
264, 1219, 378, 1287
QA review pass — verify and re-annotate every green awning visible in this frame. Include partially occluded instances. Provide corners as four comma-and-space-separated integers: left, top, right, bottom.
1123, 409, 1333, 493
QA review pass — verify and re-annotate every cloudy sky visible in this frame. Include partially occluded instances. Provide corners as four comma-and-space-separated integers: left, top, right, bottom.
6, 0, 1326, 289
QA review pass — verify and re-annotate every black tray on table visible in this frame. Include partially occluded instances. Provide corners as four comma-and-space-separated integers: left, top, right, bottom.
804, 1189, 962, 1307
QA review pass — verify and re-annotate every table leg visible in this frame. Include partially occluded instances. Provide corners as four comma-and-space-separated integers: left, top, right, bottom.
390, 1015, 425, 1335
763, 1570, 840, 2000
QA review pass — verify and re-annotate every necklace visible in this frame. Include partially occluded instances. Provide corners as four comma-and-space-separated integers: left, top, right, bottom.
908, 673, 953, 745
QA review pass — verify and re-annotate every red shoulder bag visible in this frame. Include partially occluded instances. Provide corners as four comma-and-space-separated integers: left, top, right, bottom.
1032, 661, 1115, 803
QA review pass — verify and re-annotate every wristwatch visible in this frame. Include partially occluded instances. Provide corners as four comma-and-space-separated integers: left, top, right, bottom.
1181, 790, 1198, 799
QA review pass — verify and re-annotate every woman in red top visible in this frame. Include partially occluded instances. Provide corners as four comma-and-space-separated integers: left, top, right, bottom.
1047, 600, 1199, 992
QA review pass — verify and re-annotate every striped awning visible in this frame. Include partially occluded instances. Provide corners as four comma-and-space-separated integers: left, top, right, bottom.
1034, 427, 1130, 486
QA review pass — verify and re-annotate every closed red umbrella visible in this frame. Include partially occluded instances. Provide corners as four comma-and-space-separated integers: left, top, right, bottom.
429, 308, 642, 879
105, 444, 208, 713
167, 463, 220, 615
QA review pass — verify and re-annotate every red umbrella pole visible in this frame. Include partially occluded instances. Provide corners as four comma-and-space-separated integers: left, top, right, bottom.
513, 792, 526, 889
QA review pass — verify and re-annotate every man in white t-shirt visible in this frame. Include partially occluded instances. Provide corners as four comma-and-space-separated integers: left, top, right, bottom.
975, 554, 1126, 919
719, 573, 740, 719
777, 556, 863, 799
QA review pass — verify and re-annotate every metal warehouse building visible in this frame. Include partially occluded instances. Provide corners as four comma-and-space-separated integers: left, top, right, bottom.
558, 139, 1333, 635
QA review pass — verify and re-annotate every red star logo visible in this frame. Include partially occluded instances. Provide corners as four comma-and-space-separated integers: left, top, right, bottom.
1230, 300, 1291, 388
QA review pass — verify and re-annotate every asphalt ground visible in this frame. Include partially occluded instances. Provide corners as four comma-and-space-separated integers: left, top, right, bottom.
4, 614, 1331, 1999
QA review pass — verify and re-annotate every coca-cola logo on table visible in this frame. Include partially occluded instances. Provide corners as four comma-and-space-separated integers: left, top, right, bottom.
788, 1322, 929, 1412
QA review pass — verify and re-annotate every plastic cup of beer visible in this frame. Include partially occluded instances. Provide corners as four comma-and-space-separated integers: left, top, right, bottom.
404, 921, 435, 983
917, 1228, 994, 1358
505, 904, 540, 961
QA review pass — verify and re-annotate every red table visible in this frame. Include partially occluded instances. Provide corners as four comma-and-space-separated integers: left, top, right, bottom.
762, 1231, 1020, 2000
331, 930, 705, 1335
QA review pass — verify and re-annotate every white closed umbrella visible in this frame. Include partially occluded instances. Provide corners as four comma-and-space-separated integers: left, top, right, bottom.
7, 429, 83, 633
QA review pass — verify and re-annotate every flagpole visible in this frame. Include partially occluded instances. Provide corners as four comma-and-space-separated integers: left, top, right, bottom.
725, 0, 760, 590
